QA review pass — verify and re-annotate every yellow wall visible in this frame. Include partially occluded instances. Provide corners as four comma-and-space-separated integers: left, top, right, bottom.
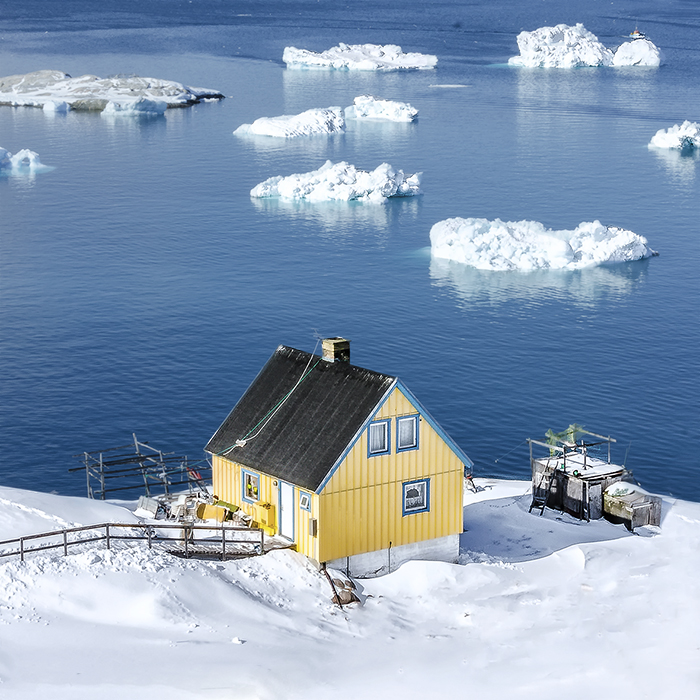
211, 454, 319, 561
317, 386, 464, 563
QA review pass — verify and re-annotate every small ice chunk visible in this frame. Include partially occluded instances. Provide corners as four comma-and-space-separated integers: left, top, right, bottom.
0, 147, 47, 171
234, 107, 345, 137
101, 98, 168, 116
648, 121, 700, 150
508, 23, 614, 68
250, 160, 421, 203
612, 38, 663, 66
430, 218, 658, 271
345, 95, 418, 122
283, 43, 437, 71
43, 100, 70, 112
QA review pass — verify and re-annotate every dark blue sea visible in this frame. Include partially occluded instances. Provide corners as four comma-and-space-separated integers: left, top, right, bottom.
1, 0, 698, 500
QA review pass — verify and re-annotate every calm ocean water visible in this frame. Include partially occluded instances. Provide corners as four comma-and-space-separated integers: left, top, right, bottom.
1, 0, 698, 501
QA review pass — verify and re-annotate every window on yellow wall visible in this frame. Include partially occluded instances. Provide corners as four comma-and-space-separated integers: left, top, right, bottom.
299, 492, 311, 511
368, 420, 390, 457
397, 415, 419, 452
402, 478, 430, 515
242, 470, 260, 503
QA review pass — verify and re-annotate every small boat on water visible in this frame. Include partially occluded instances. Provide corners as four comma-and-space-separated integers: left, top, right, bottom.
628, 27, 646, 40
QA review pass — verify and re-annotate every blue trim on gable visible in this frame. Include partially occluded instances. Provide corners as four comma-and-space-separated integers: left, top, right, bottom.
395, 380, 474, 468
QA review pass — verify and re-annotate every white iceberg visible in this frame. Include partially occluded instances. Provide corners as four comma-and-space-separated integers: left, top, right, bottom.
250, 160, 421, 202
345, 95, 418, 122
101, 98, 168, 116
509, 23, 663, 68
612, 38, 663, 67
0, 69, 224, 110
283, 43, 437, 71
234, 107, 345, 137
648, 120, 700, 150
430, 218, 657, 271
0, 146, 48, 172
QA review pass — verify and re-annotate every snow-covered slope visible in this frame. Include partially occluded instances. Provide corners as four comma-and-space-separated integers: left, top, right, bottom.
234, 107, 345, 137
0, 70, 224, 110
345, 95, 418, 121
250, 160, 422, 202
283, 43, 437, 70
1, 480, 698, 699
430, 217, 657, 270
508, 23, 662, 68
649, 120, 700, 150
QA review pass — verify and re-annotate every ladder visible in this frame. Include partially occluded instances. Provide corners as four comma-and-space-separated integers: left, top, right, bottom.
529, 467, 557, 515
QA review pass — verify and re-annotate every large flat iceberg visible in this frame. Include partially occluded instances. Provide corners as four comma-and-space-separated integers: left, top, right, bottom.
430, 218, 657, 271
234, 107, 345, 137
0, 70, 224, 110
345, 95, 418, 122
649, 121, 700, 150
283, 43, 437, 71
250, 160, 421, 202
508, 24, 661, 68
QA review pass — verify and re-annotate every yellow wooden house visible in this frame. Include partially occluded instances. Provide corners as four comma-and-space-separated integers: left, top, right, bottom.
205, 338, 472, 577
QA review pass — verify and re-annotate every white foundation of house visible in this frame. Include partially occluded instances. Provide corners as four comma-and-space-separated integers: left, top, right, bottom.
325, 533, 460, 579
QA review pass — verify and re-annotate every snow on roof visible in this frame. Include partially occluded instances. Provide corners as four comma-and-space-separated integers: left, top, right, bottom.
649, 120, 700, 150
0, 70, 224, 110
508, 23, 662, 68
430, 217, 657, 271
234, 107, 346, 138
250, 160, 421, 202
283, 43, 438, 71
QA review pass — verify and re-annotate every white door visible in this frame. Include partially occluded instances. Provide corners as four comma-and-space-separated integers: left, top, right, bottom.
279, 481, 294, 541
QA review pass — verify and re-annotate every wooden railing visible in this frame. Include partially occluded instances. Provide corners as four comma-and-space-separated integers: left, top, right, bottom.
0, 522, 264, 563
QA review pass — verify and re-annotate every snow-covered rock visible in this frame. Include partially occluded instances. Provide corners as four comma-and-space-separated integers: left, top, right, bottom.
250, 160, 421, 202
234, 107, 345, 137
0, 70, 224, 110
612, 38, 663, 67
0, 146, 48, 172
430, 218, 657, 271
283, 43, 437, 71
101, 98, 168, 116
649, 120, 700, 150
509, 24, 614, 67
345, 95, 418, 122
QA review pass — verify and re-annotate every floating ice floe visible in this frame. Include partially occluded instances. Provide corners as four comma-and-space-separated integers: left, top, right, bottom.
508, 23, 662, 68
283, 43, 437, 71
430, 218, 657, 271
250, 160, 421, 202
648, 121, 700, 151
234, 107, 345, 137
0, 146, 49, 172
345, 95, 418, 122
0, 69, 224, 110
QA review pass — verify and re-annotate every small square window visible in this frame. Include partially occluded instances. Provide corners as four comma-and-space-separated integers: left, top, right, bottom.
368, 420, 390, 456
397, 415, 419, 451
242, 470, 260, 503
299, 492, 311, 511
403, 478, 429, 515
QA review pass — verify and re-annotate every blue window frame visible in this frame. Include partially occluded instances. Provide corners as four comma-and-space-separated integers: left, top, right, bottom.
396, 415, 419, 452
241, 469, 260, 504
402, 478, 430, 516
367, 419, 391, 457
299, 492, 311, 512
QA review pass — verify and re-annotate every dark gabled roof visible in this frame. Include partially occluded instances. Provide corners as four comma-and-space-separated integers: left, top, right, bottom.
205, 345, 396, 492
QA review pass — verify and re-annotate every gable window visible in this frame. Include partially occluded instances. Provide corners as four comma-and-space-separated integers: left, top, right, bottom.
397, 415, 419, 452
242, 470, 260, 503
299, 492, 311, 512
368, 420, 390, 457
402, 478, 430, 516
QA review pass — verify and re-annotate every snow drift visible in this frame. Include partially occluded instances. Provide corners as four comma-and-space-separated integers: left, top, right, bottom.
0, 70, 224, 110
345, 95, 418, 122
250, 160, 422, 202
234, 107, 345, 137
430, 218, 657, 271
0, 146, 49, 172
283, 43, 437, 71
508, 24, 661, 68
649, 120, 700, 151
